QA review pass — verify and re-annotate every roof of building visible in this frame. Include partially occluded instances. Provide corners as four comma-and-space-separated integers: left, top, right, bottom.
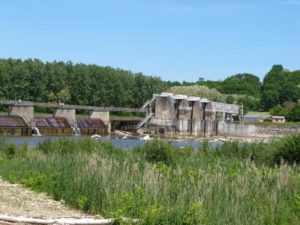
77, 119, 106, 129
0, 116, 29, 128
34, 117, 71, 128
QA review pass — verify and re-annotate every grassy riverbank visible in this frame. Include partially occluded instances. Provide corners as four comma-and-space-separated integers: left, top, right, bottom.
0, 136, 300, 224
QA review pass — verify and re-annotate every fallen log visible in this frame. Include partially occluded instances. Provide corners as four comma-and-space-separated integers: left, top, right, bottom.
0, 215, 139, 225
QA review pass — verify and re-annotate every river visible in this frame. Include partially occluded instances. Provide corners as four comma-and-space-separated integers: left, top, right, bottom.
2, 135, 223, 149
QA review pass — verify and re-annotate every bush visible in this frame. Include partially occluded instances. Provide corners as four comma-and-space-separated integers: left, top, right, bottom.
266, 133, 300, 165
287, 104, 300, 122
1, 143, 17, 159
144, 140, 174, 165
270, 105, 288, 117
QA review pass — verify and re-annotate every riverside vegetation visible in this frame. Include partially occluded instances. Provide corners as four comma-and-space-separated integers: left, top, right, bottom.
0, 135, 300, 225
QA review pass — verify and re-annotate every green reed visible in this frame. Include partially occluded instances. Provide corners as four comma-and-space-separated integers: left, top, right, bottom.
0, 136, 300, 225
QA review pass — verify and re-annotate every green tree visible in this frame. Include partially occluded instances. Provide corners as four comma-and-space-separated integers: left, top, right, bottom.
225, 95, 235, 104
221, 73, 261, 97
57, 88, 71, 103
261, 65, 300, 110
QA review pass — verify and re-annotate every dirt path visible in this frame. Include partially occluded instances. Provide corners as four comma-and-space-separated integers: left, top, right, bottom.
0, 177, 88, 218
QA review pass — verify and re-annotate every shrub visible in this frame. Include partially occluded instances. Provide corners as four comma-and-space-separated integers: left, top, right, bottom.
266, 133, 300, 165
270, 105, 288, 117
287, 104, 300, 122
76, 195, 90, 212
1, 143, 17, 159
144, 140, 174, 165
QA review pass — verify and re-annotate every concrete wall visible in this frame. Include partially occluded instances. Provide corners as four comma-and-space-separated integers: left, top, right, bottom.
254, 125, 300, 137
8, 105, 34, 127
218, 122, 255, 137
150, 118, 176, 127
53, 108, 76, 125
176, 119, 217, 137
154, 96, 175, 119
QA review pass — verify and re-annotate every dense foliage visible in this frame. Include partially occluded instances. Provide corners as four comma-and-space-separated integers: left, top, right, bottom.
0, 136, 300, 224
196, 73, 261, 98
221, 73, 261, 97
262, 65, 300, 110
0, 58, 170, 108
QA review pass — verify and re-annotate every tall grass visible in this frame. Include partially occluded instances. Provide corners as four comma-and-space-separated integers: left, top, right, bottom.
0, 136, 300, 224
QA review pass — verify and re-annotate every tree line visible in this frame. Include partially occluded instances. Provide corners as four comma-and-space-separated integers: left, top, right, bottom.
196, 66, 300, 118
0, 58, 171, 108
0, 58, 299, 120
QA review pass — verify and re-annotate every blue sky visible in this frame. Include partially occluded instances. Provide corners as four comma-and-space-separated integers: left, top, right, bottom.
0, 0, 299, 81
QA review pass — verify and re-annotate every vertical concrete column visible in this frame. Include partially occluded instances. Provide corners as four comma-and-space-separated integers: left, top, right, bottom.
192, 101, 202, 120
53, 108, 76, 126
89, 110, 111, 133
222, 112, 226, 121
154, 96, 175, 119
239, 105, 244, 122
9, 105, 34, 127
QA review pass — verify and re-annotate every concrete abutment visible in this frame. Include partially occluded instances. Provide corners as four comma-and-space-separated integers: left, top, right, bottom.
8, 105, 34, 127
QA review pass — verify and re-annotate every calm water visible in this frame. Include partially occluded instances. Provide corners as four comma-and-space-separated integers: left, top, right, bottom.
2, 136, 223, 149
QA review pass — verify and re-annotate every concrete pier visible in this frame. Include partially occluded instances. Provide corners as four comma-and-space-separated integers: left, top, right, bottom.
8, 105, 34, 127
53, 108, 76, 125
89, 110, 110, 133
155, 96, 175, 119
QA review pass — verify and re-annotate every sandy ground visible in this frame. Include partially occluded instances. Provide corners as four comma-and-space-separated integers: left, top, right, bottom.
0, 177, 87, 218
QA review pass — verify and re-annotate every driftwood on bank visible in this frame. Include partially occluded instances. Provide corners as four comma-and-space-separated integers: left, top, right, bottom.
0, 215, 139, 225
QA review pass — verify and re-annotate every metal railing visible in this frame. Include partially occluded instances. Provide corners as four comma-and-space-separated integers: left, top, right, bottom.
0, 99, 146, 113
141, 95, 157, 109
136, 113, 154, 129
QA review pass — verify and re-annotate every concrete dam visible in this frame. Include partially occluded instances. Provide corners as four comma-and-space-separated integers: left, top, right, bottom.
0, 96, 255, 138
0, 100, 144, 136
137, 93, 255, 138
